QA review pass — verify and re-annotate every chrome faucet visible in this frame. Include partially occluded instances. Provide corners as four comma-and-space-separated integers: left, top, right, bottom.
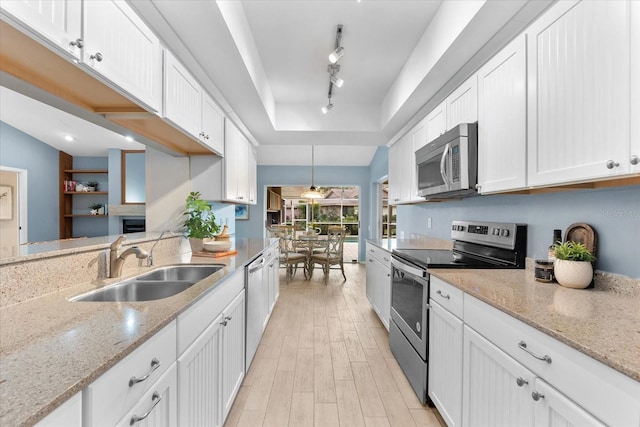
109, 235, 149, 278
147, 230, 176, 266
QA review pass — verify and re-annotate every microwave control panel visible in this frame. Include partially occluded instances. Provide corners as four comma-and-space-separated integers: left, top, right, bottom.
451, 145, 460, 182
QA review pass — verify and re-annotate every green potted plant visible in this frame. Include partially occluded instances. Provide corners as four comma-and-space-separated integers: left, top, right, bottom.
552, 241, 596, 289
86, 180, 99, 192
183, 191, 220, 252
89, 202, 104, 215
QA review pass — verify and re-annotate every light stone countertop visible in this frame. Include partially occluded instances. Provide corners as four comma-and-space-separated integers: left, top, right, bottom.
428, 267, 640, 383
0, 238, 274, 427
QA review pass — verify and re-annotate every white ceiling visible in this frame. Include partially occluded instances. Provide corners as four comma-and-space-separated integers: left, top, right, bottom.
1, 1, 552, 166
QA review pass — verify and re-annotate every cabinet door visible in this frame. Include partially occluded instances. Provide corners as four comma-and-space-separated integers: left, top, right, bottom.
446, 74, 478, 130
83, 0, 161, 112
532, 379, 605, 427
527, 0, 630, 185
267, 252, 279, 314
35, 392, 82, 427
426, 101, 446, 144
428, 300, 463, 427
201, 93, 225, 156
477, 33, 527, 193
399, 133, 418, 202
378, 259, 391, 331
178, 313, 223, 427
247, 144, 257, 205
365, 256, 379, 313
163, 50, 202, 139
224, 122, 241, 201
116, 364, 178, 427
221, 290, 246, 421
632, 0, 640, 174
388, 142, 402, 205
463, 325, 535, 427
1, 0, 82, 59
411, 116, 429, 153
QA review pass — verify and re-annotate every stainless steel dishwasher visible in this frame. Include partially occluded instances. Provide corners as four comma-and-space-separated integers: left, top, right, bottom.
245, 254, 266, 370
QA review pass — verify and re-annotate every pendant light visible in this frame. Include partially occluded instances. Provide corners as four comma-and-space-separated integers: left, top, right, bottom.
301, 145, 323, 199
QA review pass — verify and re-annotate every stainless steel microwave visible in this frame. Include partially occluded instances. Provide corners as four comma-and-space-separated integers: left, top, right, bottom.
415, 122, 478, 199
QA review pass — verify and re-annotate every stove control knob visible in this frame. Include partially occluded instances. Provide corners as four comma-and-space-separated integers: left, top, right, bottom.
501, 229, 510, 237
492, 228, 500, 236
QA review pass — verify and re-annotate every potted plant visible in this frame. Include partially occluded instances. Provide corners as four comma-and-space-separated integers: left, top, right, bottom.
183, 191, 220, 252
552, 241, 596, 289
89, 202, 104, 215
86, 180, 99, 192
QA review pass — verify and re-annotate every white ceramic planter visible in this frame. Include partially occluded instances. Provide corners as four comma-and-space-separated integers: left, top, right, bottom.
188, 238, 204, 253
554, 259, 593, 289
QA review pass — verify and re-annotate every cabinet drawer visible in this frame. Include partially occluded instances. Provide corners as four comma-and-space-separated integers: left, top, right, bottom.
430, 276, 463, 318
464, 295, 640, 426
84, 321, 176, 427
366, 243, 390, 267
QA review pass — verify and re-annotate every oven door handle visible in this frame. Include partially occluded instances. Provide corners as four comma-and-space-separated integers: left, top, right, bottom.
440, 143, 450, 191
391, 256, 427, 278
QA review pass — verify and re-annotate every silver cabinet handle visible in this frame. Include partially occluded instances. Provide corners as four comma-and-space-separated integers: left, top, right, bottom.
518, 341, 552, 364
221, 319, 228, 326
368, 259, 374, 262
531, 391, 545, 401
383, 257, 389, 262
69, 38, 83, 49
516, 377, 528, 387
90, 52, 103, 62
225, 315, 232, 321
606, 160, 620, 169
436, 290, 450, 299
237, 196, 244, 200
129, 358, 160, 387
631, 155, 639, 165
130, 392, 162, 425
204, 134, 210, 140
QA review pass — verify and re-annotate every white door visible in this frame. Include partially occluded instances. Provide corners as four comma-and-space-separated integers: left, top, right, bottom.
177, 313, 223, 427
463, 325, 535, 427
221, 290, 246, 421
0, 168, 27, 257
527, 0, 630, 185
532, 379, 606, 427
632, 0, 640, 174
201, 93, 225, 156
0, 0, 82, 59
163, 50, 202, 139
477, 33, 527, 193
428, 300, 463, 427
446, 74, 478, 130
83, 0, 162, 112
117, 364, 178, 427
426, 101, 446, 143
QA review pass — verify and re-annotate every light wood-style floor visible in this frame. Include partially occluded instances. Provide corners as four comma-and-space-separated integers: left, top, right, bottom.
225, 263, 444, 427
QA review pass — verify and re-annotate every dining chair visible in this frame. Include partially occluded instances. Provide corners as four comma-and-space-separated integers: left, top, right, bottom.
309, 227, 347, 285
278, 235, 307, 282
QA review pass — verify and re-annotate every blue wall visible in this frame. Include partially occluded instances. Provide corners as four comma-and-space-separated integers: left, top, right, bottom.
235, 165, 372, 261
72, 156, 109, 238
397, 185, 640, 278
0, 121, 59, 242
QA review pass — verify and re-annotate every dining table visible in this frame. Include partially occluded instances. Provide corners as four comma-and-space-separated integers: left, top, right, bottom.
293, 234, 328, 278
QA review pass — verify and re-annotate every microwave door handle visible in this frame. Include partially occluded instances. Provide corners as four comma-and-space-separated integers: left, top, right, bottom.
440, 143, 451, 190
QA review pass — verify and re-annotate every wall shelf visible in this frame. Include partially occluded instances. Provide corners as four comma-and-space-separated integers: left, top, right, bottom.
63, 214, 109, 218
63, 169, 108, 174
63, 191, 109, 195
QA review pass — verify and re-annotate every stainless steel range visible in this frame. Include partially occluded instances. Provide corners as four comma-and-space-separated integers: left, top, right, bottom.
389, 220, 527, 404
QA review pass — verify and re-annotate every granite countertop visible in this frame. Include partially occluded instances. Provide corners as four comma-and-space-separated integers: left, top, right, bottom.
0, 238, 274, 427
429, 267, 640, 383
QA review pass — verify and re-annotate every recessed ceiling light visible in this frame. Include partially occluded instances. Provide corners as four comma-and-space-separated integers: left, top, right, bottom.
64, 135, 74, 142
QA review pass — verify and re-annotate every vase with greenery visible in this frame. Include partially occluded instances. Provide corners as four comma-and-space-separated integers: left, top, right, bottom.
89, 202, 104, 215
86, 180, 99, 192
552, 241, 596, 289
183, 191, 220, 252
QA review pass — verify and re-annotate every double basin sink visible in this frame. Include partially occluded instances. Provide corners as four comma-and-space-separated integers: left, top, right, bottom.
71, 264, 225, 302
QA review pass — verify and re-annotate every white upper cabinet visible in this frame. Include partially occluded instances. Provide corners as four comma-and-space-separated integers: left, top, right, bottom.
164, 50, 225, 156
387, 142, 402, 205
477, 33, 527, 194
388, 132, 419, 204
163, 50, 202, 138
411, 115, 429, 154
446, 74, 478, 130
425, 100, 447, 144
0, 0, 82, 59
83, 0, 162, 112
248, 145, 257, 205
632, 0, 640, 174
527, 0, 632, 186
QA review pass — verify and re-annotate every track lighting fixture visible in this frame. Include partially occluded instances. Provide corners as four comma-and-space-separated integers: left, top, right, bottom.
321, 102, 334, 114
322, 25, 344, 114
328, 46, 344, 64
330, 74, 344, 88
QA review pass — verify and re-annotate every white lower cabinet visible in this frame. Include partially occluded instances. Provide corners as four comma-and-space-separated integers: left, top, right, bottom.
265, 244, 280, 315
178, 289, 245, 427
35, 391, 82, 427
531, 378, 605, 427
428, 300, 463, 427
117, 363, 178, 427
365, 243, 390, 330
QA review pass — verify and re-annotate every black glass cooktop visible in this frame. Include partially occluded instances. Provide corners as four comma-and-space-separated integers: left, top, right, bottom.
392, 248, 508, 269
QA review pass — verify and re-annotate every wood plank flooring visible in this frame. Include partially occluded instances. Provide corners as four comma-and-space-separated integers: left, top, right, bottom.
225, 263, 443, 427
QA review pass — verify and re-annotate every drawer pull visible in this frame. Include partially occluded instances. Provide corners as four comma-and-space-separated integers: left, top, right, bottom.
531, 391, 545, 401
516, 377, 528, 387
130, 392, 162, 425
518, 341, 552, 364
129, 358, 161, 387
436, 290, 450, 299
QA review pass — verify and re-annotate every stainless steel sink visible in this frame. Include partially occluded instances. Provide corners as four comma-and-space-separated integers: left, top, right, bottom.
71, 264, 225, 302
136, 264, 223, 282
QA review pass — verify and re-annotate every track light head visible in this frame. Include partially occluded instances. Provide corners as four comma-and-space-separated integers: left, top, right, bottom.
321, 103, 334, 114
330, 75, 344, 88
328, 46, 344, 63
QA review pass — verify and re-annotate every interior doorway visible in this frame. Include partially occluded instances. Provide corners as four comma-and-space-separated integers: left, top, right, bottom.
0, 166, 28, 257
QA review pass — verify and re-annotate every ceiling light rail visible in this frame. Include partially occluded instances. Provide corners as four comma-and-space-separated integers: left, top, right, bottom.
322, 24, 344, 114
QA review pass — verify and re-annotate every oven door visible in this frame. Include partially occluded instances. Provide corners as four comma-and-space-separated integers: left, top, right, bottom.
390, 255, 429, 360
